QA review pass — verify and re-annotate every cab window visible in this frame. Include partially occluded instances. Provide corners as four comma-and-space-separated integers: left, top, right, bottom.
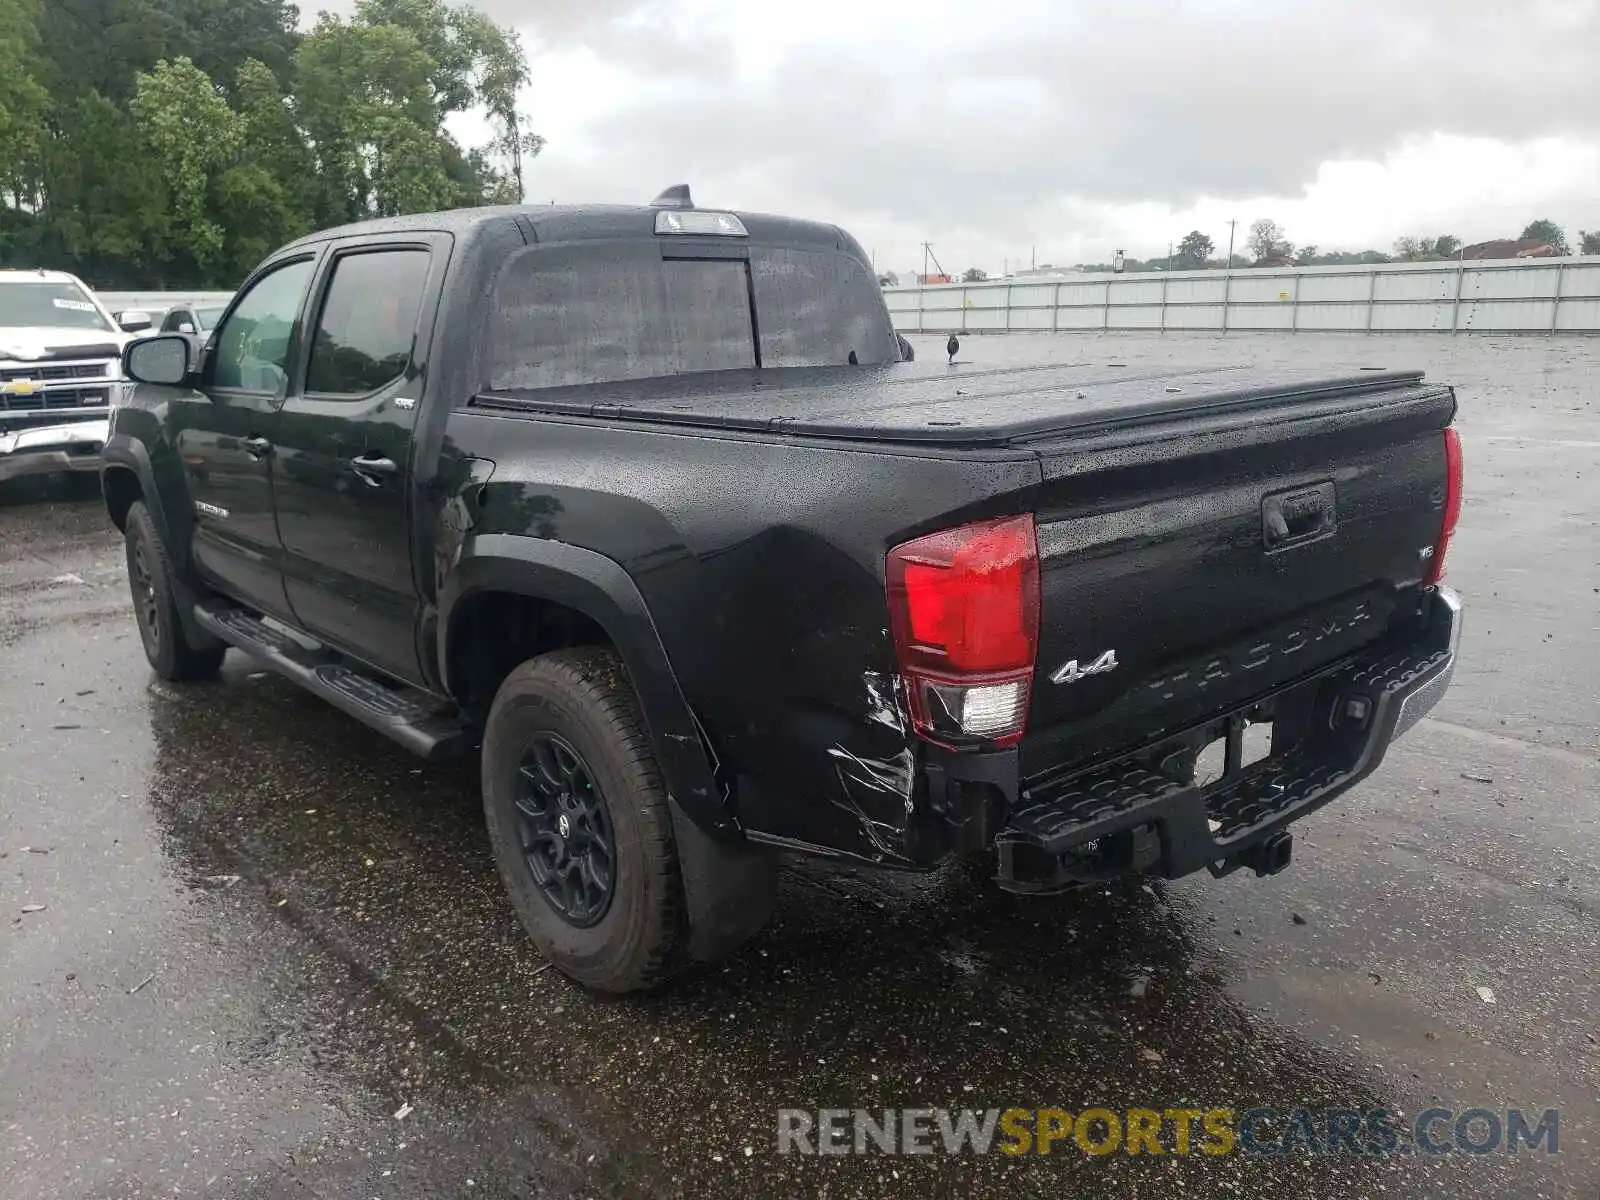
211, 261, 315, 392
304, 249, 430, 396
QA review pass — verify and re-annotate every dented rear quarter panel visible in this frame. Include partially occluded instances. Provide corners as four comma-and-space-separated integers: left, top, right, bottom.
441, 408, 1044, 863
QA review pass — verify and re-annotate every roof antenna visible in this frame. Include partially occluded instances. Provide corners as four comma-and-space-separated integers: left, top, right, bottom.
650, 184, 693, 210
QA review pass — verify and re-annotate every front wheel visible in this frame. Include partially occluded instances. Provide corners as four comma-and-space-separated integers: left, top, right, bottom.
482, 647, 685, 993
124, 501, 226, 682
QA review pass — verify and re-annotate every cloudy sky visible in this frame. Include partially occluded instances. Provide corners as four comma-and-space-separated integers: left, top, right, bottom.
318, 0, 1600, 275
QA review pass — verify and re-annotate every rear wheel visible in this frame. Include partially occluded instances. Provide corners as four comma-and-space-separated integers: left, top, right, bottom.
482, 647, 685, 993
124, 501, 226, 682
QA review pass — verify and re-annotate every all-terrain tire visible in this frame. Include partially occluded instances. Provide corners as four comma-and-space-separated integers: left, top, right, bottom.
482, 646, 685, 993
124, 501, 227, 682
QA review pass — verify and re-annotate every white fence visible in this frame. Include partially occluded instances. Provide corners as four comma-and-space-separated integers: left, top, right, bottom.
99, 291, 234, 317
885, 257, 1600, 336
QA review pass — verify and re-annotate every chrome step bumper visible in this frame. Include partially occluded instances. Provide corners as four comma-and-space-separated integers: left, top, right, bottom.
996, 587, 1462, 892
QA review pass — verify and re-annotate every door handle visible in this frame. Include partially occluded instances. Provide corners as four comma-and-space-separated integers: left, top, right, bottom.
241, 436, 272, 459
350, 454, 398, 486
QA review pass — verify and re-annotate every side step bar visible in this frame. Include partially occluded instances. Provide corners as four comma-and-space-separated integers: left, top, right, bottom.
193, 602, 474, 762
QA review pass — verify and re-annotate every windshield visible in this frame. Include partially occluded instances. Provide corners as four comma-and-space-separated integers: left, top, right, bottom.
195, 305, 227, 330
0, 281, 114, 331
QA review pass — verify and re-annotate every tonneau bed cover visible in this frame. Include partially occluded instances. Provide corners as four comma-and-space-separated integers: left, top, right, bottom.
472, 361, 1449, 447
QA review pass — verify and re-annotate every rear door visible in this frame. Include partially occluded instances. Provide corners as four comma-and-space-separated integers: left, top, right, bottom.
176, 254, 319, 617
272, 235, 446, 684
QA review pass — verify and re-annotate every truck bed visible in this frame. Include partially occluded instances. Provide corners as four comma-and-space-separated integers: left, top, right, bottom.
472, 361, 1450, 447
470, 353, 1457, 862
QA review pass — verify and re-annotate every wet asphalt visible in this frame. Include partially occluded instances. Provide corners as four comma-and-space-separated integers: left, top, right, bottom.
1, 332, 1597, 1199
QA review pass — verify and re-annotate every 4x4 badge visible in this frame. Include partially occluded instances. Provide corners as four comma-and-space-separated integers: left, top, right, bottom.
1050, 649, 1119, 685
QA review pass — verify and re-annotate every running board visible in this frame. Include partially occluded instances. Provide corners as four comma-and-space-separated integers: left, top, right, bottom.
192, 602, 473, 761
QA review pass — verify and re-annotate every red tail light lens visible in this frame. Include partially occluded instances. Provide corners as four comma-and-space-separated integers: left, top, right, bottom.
886, 515, 1040, 747
1423, 426, 1463, 588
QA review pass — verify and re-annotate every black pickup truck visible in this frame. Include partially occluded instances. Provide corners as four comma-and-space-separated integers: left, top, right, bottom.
102, 188, 1464, 992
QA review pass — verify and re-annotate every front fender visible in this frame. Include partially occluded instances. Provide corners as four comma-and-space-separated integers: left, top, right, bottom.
100, 427, 219, 652
437, 534, 735, 841
102, 404, 197, 572
100, 431, 169, 541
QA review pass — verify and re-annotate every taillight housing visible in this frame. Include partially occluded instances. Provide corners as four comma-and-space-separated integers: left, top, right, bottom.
886, 515, 1040, 748
1422, 426, 1464, 588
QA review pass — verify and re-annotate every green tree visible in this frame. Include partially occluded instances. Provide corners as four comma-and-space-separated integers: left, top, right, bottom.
1174, 230, 1213, 270
0, 0, 50, 211
1394, 235, 1458, 262
962, 267, 988, 282
42, 93, 172, 282
353, 0, 538, 201
1581, 231, 1600, 256
36, 0, 189, 104
472, 20, 543, 201
129, 56, 241, 278
212, 164, 299, 282
356, 0, 483, 114
234, 59, 313, 223
1247, 218, 1290, 263
1520, 219, 1570, 255
169, 0, 300, 94
6, 0, 539, 284
295, 16, 451, 223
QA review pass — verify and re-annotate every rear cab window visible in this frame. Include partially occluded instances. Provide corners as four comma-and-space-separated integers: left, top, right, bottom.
305, 248, 430, 396
486, 236, 898, 392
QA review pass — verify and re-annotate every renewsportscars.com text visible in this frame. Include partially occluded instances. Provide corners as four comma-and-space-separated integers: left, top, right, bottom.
776, 1106, 1559, 1157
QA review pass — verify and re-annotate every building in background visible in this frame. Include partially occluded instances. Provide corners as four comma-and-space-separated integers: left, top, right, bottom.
1459, 239, 1561, 260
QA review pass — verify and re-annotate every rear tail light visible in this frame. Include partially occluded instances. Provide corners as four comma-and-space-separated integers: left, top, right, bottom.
886, 514, 1040, 747
1422, 426, 1463, 588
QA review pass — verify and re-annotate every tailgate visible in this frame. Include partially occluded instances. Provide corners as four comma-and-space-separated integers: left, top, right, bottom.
1019, 376, 1456, 778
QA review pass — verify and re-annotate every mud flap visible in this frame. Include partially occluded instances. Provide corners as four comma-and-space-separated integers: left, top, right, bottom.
669, 799, 778, 963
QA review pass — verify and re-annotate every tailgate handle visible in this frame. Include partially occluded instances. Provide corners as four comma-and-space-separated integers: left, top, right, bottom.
1262, 482, 1336, 550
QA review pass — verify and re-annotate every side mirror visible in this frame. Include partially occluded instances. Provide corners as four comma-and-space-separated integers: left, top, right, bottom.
116, 309, 153, 332
124, 334, 192, 386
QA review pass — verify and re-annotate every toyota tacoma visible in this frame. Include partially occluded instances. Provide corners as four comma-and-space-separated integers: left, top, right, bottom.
100, 189, 1464, 992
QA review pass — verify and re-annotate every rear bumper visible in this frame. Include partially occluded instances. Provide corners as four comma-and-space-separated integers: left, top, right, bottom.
959, 587, 1461, 892
0, 418, 110, 482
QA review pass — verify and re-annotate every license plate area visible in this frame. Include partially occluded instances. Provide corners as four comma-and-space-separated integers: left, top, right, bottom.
1193, 717, 1274, 790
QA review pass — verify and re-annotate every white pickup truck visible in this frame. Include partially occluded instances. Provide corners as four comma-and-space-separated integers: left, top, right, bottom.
0, 270, 150, 484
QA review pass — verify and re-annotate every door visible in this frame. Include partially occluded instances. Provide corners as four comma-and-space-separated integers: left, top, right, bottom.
176, 255, 317, 616
272, 241, 439, 683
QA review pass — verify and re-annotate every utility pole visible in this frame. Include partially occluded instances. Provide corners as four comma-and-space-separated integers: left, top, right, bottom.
1221, 220, 1237, 335
1168, 243, 1174, 273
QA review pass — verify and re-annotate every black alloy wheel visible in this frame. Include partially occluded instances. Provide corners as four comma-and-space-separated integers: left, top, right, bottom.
514, 733, 616, 927
121, 500, 227, 681
129, 539, 161, 652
